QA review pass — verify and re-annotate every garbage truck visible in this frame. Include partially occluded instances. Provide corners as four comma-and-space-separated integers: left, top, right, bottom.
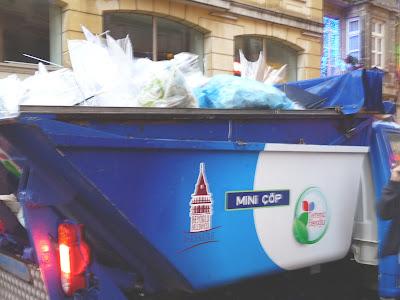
0, 69, 398, 299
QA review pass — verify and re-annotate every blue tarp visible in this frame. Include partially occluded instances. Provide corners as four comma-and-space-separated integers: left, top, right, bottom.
281, 68, 384, 114
363, 68, 385, 112
196, 69, 384, 114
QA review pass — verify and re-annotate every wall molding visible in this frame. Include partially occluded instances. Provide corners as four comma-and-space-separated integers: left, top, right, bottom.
187, 0, 324, 34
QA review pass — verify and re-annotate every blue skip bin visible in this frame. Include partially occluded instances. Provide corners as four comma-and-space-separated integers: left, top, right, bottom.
0, 106, 371, 298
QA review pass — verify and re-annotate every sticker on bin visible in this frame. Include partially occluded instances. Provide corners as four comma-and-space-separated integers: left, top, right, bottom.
225, 190, 290, 210
179, 162, 221, 253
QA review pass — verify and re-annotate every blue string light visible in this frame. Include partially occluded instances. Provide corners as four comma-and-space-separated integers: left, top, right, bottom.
322, 17, 343, 77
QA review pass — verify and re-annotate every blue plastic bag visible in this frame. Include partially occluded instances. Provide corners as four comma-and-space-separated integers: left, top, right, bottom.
195, 75, 298, 109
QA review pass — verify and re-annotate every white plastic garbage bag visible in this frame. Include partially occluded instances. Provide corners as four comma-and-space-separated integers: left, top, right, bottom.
0, 75, 25, 119
0, 26, 208, 112
136, 55, 201, 108
21, 63, 84, 106
173, 52, 209, 91
70, 27, 200, 108
68, 29, 140, 107
239, 50, 287, 84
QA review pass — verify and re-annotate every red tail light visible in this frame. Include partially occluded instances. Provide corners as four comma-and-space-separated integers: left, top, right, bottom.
0, 219, 5, 234
58, 222, 90, 296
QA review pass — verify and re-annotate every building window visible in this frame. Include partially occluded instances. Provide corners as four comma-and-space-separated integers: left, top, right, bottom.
234, 36, 298, 82
346, 17, 360, 60
322, 17, 342, 77
0, 0, 61, 65
104, 13, 204, 66
371, 20, 385, 69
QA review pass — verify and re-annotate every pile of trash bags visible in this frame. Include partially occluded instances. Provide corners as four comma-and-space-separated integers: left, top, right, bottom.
0, 27, 299, 119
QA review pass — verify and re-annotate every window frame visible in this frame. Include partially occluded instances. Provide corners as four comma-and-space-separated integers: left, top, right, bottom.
104, 13, 204, 65
346, 17, 361, 60
371, 19, 385, 69
0, 2, 62, 66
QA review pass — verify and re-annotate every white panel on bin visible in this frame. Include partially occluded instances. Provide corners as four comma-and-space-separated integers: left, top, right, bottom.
352, 157, 378, 265
253, 144, 367, 270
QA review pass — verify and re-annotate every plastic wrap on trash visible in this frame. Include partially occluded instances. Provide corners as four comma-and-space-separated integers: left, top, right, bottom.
69, 27, 200, 108
239, 50, 287, 84
116, 35, 133, 61
21, 63, 84, 106
81, 25, 106, 47
0, 75, 24, 119
68, 33, 139, 107
131, 52, 204, 108
263, 65, 287, 84
68, 39, 111, 100
173, 52, 209, 91
239, 49, 264, 81
136, 59, 197, 108
195, 75, 300, 110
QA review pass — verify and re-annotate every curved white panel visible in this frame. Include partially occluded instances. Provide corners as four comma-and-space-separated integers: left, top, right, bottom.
253, 146, 365, 270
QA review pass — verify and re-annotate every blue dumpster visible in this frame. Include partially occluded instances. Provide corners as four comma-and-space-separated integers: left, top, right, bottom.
0, 105, 374, 299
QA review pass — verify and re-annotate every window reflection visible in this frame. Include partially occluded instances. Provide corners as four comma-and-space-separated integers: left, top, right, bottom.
104, 12, 204, 69
0, 0, 50, 63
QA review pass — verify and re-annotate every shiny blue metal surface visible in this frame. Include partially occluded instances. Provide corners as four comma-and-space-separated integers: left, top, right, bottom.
0, 109, 374, 298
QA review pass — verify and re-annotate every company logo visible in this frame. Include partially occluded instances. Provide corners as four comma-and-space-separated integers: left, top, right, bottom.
180, 163, 221, 253
293, 187, 329, 244
189, 163, 213, 232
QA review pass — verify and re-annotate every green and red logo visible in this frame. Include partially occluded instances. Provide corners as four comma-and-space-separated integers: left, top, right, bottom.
293, 187, 329, 244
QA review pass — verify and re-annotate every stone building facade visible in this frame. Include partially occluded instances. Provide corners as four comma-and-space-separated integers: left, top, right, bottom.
324, 0, 400, 101
1, 0, 397, 104
0, 0, 324, 81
